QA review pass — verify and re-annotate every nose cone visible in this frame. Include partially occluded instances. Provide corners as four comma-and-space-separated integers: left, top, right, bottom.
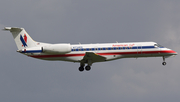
162, 48, 178, 56
169, 49, 178, 55
173, 51, 178, 55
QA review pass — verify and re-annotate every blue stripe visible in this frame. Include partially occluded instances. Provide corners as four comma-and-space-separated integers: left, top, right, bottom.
142, 46, 154, 49
131, 46, 155, 49
22, 50, 42, 53
20, 35, 28, 47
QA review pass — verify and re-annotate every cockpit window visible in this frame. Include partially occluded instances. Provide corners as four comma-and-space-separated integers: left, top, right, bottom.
154, 44, 158, 47
154, 44, 164, 48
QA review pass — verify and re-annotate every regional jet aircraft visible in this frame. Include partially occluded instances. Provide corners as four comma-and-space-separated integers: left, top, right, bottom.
3, 27, 177, 72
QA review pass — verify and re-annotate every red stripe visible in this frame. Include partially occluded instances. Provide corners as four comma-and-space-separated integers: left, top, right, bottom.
29, 50, 177, 58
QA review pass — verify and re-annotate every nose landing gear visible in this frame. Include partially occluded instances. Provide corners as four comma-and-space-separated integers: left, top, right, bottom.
162, 56, 166, 66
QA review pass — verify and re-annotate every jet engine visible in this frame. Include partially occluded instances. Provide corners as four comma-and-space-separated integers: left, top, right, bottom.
42, 44, 71, 54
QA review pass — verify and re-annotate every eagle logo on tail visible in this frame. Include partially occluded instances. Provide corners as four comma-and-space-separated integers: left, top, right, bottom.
20, 34, 28, 47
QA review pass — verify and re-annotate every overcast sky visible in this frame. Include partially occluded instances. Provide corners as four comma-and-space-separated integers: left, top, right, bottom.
0, 0, 180, 102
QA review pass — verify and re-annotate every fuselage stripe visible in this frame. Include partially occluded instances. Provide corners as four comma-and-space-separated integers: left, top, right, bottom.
29, 50, 176, 58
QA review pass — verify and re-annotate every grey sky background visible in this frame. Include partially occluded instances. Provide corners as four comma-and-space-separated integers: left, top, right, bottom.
0, 0, 180, 102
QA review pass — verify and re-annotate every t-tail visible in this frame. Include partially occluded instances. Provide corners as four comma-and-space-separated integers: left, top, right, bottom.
3, 27, 71, 54
3, 27, 37, 50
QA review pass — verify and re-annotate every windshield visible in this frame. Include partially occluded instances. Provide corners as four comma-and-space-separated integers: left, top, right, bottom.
154, 44, 164, 48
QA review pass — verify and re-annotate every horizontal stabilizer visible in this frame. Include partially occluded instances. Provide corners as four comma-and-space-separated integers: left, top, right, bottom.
3, 27, 23, 32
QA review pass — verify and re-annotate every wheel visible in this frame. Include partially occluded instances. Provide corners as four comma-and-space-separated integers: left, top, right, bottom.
85, 65, 91, 71
162, 62, 166, 66
79, 66, 84, 72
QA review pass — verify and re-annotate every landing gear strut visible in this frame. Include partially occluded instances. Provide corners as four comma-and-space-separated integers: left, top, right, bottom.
162, 56, 166, 66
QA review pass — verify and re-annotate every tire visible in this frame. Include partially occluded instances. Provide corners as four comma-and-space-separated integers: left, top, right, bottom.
85, 66, 91, 71
162, 62, 166, 66
79, 66, 84, 72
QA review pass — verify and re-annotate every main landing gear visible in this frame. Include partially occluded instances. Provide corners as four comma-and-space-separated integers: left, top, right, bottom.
79, 60, 92, 72
79, 65, 91, 72
162, 56, 166, 66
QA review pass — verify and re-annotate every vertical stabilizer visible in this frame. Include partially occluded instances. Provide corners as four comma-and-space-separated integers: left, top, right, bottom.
3, 27, 37, 50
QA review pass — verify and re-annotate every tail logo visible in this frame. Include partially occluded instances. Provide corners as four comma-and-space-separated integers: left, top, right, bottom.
20, 34, 28, 47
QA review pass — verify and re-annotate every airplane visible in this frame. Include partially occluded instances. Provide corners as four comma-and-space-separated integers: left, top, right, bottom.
3, 27, 178, 72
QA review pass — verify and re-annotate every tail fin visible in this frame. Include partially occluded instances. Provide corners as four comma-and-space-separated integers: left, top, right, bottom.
3, 27, 37, 50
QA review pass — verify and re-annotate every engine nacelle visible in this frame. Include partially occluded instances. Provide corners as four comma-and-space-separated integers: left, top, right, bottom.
43, 44, 71, 54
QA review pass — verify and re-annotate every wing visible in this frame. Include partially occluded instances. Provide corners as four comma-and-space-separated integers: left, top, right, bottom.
81, 52, 106, 63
